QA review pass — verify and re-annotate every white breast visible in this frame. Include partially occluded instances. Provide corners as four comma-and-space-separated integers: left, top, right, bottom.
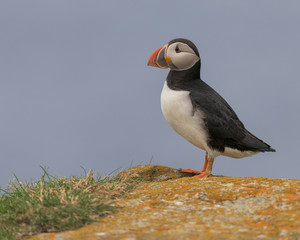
160, 81, 259, 159
160, 81, 213, 155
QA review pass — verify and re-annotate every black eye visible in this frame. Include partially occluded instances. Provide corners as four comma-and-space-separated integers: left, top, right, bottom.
175, 46, 181, 53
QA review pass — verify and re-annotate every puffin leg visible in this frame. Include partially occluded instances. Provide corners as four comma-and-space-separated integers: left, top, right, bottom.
193, 155, 214, 178
201, 152, 209, 172
179, 152, 209, 175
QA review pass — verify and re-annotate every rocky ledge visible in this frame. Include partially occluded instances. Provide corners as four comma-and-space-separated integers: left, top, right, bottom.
27, 165, 299, 240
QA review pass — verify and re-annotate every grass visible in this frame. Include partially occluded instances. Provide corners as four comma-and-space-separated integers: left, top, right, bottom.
0, 166, 142, 239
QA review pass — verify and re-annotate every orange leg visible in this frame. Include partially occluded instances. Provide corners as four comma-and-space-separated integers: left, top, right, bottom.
193, 155, 214, 178
179, 152, 214, 178
201, 153, 208, 172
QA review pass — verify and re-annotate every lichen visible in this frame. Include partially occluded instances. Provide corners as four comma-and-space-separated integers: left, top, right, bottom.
26, 165, 300, 240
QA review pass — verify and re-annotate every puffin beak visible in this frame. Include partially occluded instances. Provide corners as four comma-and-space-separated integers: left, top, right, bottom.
147, 44, 169, 69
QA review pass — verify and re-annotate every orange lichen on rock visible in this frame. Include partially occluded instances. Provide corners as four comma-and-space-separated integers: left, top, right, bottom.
27, 165, 300, 240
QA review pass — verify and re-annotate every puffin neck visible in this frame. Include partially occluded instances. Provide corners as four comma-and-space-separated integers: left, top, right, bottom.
166, 61, 201, 90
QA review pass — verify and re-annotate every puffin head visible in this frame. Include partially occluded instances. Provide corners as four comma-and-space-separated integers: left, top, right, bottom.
148, 38, 200, 71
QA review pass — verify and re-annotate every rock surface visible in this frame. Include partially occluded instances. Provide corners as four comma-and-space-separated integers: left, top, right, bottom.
27, 165, 299, 240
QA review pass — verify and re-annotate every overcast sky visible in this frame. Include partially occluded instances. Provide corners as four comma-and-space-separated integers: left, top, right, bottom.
0, 1, 299, 187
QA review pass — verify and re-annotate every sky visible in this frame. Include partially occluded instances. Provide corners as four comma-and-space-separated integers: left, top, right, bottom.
0, 1, 299, 188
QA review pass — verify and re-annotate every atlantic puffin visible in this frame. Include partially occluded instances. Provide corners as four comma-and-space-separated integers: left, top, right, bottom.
147, 38, 275, 178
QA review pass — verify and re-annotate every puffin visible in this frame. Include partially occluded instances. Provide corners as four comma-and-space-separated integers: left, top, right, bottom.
147, 38, 275, 178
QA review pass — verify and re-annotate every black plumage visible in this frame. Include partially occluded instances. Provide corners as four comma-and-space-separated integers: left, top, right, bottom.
166, 52, 275, 154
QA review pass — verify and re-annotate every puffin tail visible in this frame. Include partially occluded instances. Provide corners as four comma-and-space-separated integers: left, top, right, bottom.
265, 146, 276, 152
242, 131, 276, 153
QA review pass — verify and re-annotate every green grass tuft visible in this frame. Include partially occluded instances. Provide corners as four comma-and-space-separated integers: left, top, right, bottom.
0, 166, 141, 239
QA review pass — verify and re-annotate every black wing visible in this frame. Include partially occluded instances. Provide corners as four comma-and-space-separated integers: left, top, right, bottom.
189, 79, 275, 153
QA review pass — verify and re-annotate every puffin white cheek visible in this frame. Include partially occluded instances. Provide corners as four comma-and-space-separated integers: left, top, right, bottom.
172, 53, 199, 71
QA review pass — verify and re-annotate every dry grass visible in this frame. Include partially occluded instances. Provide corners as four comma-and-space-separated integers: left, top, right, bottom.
0, 167, 142, 239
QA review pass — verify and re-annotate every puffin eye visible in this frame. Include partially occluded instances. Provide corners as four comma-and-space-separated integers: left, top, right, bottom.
175, 46, 181, 53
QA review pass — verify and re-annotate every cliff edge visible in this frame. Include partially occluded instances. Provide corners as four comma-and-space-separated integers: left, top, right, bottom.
27, 165, 299, 240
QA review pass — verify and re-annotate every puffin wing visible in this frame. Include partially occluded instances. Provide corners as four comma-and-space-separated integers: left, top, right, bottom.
189, 80, 273, 152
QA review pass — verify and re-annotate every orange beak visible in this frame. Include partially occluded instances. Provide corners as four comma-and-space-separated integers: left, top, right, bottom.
147, 44, 169, 69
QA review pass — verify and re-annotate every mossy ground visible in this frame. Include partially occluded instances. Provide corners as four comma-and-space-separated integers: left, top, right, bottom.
27, 165, 299, 240
0, 167, 143, 239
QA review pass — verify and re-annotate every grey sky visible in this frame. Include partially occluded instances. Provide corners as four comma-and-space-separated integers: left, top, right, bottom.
0, 1, 299, 187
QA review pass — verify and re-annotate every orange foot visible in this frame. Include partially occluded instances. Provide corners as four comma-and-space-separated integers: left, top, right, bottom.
179, 168, 203, 175
192, 172, 210, 178
179, 152, 214, 178
179, 168, 209, 178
